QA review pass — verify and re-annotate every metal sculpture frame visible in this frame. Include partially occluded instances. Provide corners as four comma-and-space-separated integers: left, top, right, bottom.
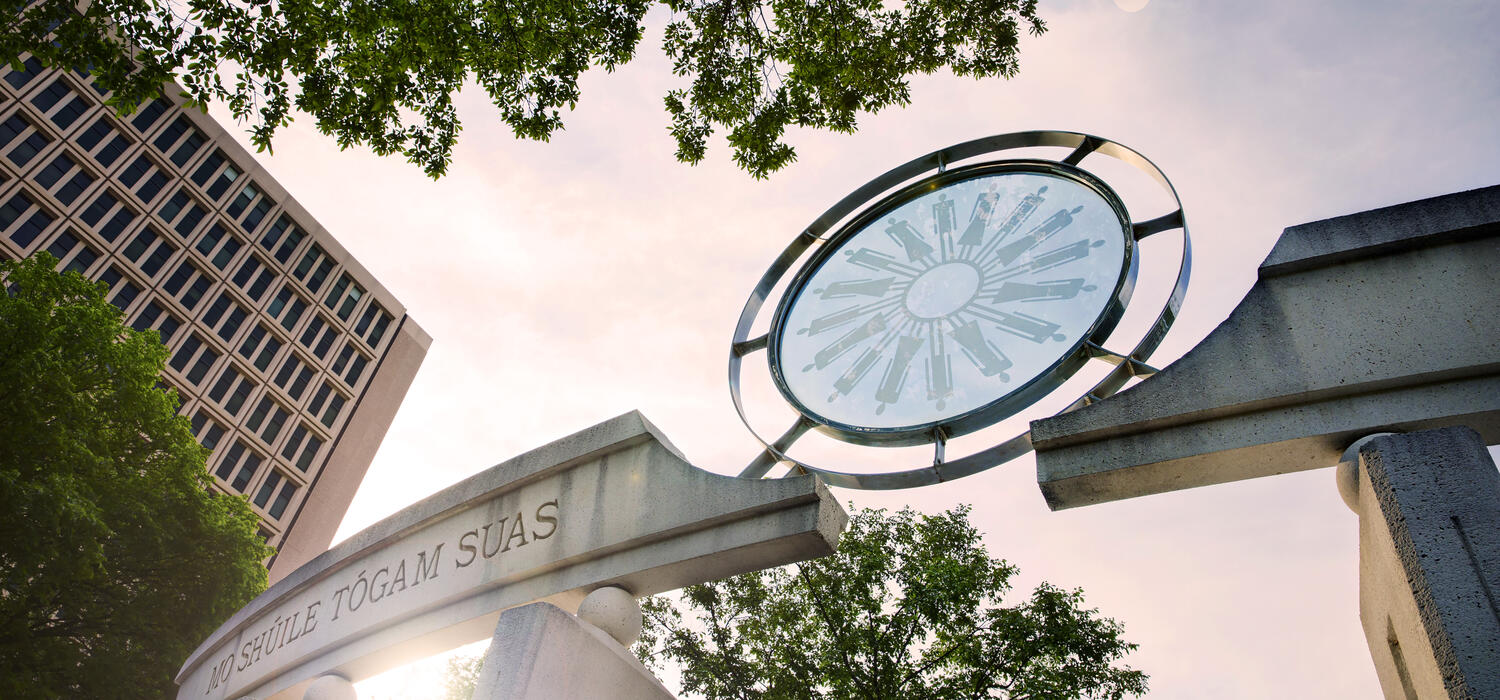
728, 131, 1191, 490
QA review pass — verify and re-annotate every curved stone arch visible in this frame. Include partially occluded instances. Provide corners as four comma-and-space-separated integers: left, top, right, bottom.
177, 411, 846, 700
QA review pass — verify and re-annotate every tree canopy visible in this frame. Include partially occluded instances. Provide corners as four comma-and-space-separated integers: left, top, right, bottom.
439, 652, 485, 700
3, 0, 1044, 178
0, 254, 272, 699
633, 505, 1148, 700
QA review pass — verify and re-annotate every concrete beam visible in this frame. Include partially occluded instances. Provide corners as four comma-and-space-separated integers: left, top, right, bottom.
175, 411, 846, 699
1033, 185, 1500, 509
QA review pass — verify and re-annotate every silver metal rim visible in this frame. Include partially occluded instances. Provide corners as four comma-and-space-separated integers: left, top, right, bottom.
728, 131, 1192, 490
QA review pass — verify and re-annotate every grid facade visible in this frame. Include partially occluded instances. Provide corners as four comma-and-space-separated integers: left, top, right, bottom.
0, 58, 430, 580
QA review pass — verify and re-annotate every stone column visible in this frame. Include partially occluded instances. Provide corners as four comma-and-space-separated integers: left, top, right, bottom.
1338, 427, 1500, 699
472, 586, 675, 700
302, 674, 357, 700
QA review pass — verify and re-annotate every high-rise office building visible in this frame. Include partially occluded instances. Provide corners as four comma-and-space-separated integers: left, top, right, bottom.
0, 57, 430, 582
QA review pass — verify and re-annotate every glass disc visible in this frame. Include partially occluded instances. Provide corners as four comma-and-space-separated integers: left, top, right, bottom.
769, 163, 1132, 438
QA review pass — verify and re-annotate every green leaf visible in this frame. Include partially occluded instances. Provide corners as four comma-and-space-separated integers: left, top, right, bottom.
6, 0, 1044, 178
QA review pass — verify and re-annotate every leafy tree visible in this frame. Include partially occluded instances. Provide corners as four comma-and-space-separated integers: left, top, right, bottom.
439, 652, 484, 700
633, 506, 1147, 699
0, 254, 272, 699
2, 0, 1044, 178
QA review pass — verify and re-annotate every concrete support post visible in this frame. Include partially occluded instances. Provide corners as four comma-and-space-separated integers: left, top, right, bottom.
1341, 427, 1500, 699
472, 594, 675, 700
301, 674, 357, 700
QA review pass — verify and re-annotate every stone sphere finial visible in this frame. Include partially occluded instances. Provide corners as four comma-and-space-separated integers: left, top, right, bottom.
577, 585, 643, 646
1337, 433, 1398, 512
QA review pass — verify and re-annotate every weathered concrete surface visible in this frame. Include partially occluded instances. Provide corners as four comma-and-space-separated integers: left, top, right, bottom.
1033, 185, 1500, 509
1349, 428, 1500, 700
175, 411, 847, 700
473, 602, 675, 700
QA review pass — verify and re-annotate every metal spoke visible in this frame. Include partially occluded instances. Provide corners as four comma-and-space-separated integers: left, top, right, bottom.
732, 333, 768, 357
740, 416, 814, 479
1132, 209, 1184, 240
1062, 135, 1103, 166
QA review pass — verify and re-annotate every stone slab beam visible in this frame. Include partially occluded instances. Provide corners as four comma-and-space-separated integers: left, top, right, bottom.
175, 411, 846, 700
1032, 185, 1500, 509
1347, 428, 1500, 699
473, 602, 675, 700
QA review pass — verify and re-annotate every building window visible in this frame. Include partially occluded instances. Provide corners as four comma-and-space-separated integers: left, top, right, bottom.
280, 423, 324, 472
273, 352, 315, 400
130, 97, 173, 133
152, 115, 205, 168
201, 290, 248, 342
44, 230, 99, 275
237, 322, 284, 373
277, 235, 307, 271
298, 314, 340, 358
230, 253, 274, 301
158, 188, 207, 238
78, 189, 137, 244
34, 152, 95, 207
227, 183, 272, 234
306, 380, 348, 428
245, 396, 290, 445
331, 342, 370, 386
74, 116, 129, 167
0, 191, 54, 249
323, 273, 365, 321
207, 364, 253, 415
253, 469, 284, 509
190, 150, 241, 201
268, 285, 309, 332
3, 56, 44, 90
256, 213, 293, 253
121, 224, 176, 277
162, 260, 211, 310
130, 300, 183, 345
293, 243, 335, 293
190, 409, 226, 452
32, 78, 88, 131
34, 152, 77, 190
2, 113, 51, 167
168, 332, 218, 384
72, 65, 109, 97
268, 481, 297, 519
31, 78, 71, 111
269, 218, 304, 264
215, 440, 263, 493
354, 303, 392, 348
118, 153, 170, 204
194, 222, 243, 271
95, 265, 141, 311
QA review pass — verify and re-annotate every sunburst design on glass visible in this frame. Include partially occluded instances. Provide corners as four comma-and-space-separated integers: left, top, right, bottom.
772, 168, 1130, 432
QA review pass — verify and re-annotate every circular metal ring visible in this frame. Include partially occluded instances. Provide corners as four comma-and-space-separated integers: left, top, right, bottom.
728, 131, 1191, 490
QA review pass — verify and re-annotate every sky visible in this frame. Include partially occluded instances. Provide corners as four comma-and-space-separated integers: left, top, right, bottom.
203, 0, 1500, 697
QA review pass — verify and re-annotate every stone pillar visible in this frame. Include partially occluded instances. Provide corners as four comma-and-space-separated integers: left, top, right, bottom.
472, 587, 674, 700
302, 674, 357, 700
1339, 427, 1500, 699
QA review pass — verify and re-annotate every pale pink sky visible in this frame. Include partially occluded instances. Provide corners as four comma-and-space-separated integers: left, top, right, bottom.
206, 0, 1500, 697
